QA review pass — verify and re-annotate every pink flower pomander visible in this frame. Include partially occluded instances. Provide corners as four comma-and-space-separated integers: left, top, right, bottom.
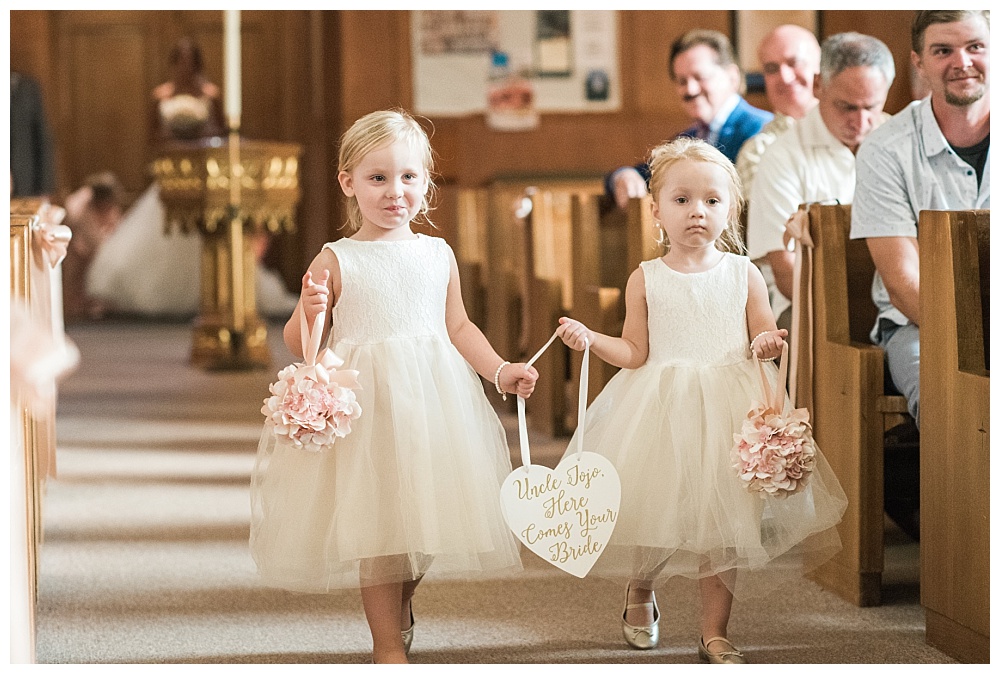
261, 350, 362, 452
731, 402, 816, 499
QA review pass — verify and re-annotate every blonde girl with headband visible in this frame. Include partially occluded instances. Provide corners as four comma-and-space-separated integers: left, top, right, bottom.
250, 109, 538, 664
556, 137, 847, 662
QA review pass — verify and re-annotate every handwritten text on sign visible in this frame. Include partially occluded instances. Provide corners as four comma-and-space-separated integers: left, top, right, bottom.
500, 452, 621, 578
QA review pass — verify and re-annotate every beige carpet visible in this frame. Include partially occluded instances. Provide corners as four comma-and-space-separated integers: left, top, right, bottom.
35, 320, 955, 665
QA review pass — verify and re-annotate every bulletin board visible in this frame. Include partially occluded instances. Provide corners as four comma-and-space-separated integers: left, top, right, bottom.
411, 10, 620, 117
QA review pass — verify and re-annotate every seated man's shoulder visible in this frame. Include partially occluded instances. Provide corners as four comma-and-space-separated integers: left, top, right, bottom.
755, 125, 800, 173
860, 101, 923, 151
739, 98, 774, 124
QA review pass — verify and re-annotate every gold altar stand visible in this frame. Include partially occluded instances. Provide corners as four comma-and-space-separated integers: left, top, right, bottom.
154, 135, 302, 370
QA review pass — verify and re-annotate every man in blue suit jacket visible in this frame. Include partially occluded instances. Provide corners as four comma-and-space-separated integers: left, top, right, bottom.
607, 29, 772, 208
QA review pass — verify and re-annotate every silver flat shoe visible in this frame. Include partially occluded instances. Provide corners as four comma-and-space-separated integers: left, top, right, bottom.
698, 636, 747, 663
621, 587, 660, 650
401, 604, 414, 654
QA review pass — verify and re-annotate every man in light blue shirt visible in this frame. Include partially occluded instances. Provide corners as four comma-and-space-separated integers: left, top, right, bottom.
850, 9, 990, 429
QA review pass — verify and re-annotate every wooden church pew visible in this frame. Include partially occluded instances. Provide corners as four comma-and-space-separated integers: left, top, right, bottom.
480, 177, 604, 414
918, 209, 989, 663
10, 197, 75, 662
520, 181, 606, 436
805, 203, 909, 607
599, 195, 662, 292
482, 182, 531, 409
439, 185, 489, 330
568, 193, 624, 410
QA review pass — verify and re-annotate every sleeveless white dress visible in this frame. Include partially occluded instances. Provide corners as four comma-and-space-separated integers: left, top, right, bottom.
566, 253, 847, 589
250, 234, 522, 591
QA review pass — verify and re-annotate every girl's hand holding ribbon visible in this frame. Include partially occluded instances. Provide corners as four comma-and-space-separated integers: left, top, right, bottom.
498, 362, 539, 399
556, 316, 594, 352
750, 329, 788, 362
301, 269, 331, 323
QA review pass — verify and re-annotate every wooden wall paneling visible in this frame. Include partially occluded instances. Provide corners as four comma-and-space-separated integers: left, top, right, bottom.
53, 11, 155, 204
288, 10, 347, 264
10, 11, 58, 194
10, 11, 55, 88
337, 11, 413, 127
240, 10, 315, 290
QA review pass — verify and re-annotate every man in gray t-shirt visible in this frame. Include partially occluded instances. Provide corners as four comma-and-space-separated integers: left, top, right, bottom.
850, 10, 990, 429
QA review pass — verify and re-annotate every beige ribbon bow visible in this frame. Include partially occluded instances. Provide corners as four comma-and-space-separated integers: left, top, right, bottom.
297, 309, 361, 391
32, 203, 72, 269
783, 204, 815, 414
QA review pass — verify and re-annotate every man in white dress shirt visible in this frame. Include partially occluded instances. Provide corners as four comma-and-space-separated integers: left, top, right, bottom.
746, 32, 894, 331
734, 24, 821, 193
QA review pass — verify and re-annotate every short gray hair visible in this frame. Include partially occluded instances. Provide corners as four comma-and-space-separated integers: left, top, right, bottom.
819, 32, 895, 87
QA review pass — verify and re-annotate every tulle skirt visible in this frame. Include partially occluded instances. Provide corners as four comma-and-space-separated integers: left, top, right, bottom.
250, 334, 522, 592
566, 359, 847, 595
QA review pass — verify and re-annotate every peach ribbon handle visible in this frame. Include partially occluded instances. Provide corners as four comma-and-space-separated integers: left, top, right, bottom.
784, 204, 815, 413
295, 308, 360, 390
32, 203, 72, 269
299, 308, 326, 366
754, 341, 789, 413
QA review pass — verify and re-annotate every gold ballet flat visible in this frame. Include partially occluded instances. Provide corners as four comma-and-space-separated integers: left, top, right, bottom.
698, 636, 747, 663
621, 587, 660, 650
401, 605, 415, 655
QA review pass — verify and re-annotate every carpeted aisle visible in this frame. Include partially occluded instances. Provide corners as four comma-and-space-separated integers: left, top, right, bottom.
34, 321, 955, 666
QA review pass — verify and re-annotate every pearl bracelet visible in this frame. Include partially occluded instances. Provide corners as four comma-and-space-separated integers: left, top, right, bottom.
750, 331, 777, 363
494, 361, 510, 401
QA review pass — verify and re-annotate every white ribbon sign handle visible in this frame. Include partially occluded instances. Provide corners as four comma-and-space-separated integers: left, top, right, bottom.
516, 331, 590, 472
502, 328, 619, 578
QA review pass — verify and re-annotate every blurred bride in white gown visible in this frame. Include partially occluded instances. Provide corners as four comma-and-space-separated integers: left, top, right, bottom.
87, 36, 298, 319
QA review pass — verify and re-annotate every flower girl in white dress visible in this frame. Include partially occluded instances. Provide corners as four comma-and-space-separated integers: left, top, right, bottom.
250, 109, 538, 664
556, 138, 848, 663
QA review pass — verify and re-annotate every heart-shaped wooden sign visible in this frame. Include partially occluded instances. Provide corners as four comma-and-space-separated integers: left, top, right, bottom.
500, 451, 621, 578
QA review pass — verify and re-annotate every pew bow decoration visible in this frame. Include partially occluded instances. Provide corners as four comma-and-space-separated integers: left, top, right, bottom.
32, 203, 72, 269
261, 310, 362, 452
732, 343, 816, 499
783, 203, 821, 412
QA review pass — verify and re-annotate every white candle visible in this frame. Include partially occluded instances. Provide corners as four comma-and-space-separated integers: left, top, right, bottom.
224, 9, 241, 123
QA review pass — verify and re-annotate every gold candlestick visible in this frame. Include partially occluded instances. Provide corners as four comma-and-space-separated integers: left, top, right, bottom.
153, 134, 302, 370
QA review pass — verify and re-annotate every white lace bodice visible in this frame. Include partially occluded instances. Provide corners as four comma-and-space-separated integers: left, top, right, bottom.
324, 235, 450, 345
641, 253, 750, 366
